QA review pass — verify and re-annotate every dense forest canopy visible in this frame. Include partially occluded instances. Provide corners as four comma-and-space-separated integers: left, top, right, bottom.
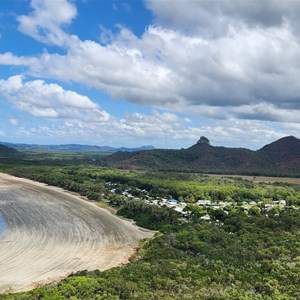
2, 203, 300, 299
105, 136, 300, 177
1, 153, 300, 299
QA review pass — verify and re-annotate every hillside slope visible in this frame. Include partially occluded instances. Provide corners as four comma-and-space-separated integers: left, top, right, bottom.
0, 142, 155, 153
0, 144, 18, 157
105, 136, 300, 176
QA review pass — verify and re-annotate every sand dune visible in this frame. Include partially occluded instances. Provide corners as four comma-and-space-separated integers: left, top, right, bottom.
0, 173, 153, 292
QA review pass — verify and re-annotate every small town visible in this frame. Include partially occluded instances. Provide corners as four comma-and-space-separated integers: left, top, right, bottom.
108, 183, 291, 221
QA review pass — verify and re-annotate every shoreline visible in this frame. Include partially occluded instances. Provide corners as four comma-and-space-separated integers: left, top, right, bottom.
0, 172, 154, 293
0, 172, 155, 232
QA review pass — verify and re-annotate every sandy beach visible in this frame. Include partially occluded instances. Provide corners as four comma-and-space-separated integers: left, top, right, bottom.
0, 173, 153, 292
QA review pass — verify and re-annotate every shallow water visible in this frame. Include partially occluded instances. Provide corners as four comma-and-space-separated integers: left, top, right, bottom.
0, 212, 6, 238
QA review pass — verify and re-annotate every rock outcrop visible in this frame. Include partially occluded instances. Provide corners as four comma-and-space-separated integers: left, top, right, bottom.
197, 136, 210, 145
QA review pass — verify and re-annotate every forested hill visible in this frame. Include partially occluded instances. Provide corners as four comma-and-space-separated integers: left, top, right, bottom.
0, 144, 18, 157
0, 142, 155, 153
105, 136, 300, 177
258, 136, 300, 166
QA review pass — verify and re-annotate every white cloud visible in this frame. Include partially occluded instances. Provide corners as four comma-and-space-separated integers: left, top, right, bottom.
10, 110, 179, 145
3, 14, 300, 124
146, 0, 300, 37
0, 0, 300, 147
9, 118, 19, 125
17, 0, 77, 46
9, 108, 289, 150
0, 75, 109, 121
0, 52, 38, 66
199, 119, 284, 147
232, 103, 300, 123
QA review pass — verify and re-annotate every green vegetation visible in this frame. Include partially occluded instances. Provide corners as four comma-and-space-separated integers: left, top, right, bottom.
2, 164, 299, 205
1, 155, 300, 299
0, 145, 19, 157
117, 201, 180, 230
105, 136, 300, 177
2, 208, 300, 299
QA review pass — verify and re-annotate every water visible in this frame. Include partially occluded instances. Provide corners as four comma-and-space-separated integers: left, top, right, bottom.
0, 213, 6, 239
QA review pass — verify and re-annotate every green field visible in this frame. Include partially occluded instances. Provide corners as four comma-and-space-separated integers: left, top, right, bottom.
207, 174, 300, 184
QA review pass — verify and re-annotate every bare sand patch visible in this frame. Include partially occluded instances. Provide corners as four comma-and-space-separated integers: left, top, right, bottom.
0, 173, 153, 292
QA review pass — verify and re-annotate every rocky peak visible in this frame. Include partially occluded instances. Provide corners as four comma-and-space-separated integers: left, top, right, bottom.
197, 136, 210, 145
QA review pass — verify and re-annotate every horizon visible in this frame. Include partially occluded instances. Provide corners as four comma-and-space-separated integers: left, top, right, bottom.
1, 135, 297, 151
1, 1, 300, 150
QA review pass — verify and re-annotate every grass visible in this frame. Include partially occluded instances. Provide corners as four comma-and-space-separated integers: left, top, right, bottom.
207, 174, 300, 184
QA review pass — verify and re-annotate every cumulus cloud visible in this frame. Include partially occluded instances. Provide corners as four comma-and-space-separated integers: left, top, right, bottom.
0, 75, 109, 121
13, 111, 292, 150
146, 0, 300, 37
1, 0, 300, 143
17, 0, 77, 46
232, 103, 300, 123
2, 1, 299, 125
12, 110, 192, 146
0, 52, 38, 66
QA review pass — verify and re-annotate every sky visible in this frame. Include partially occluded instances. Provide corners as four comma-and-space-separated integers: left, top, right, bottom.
0, 0, 300, 150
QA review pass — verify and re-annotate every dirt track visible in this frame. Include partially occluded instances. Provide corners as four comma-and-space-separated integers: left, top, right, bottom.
0, 173, 153, 292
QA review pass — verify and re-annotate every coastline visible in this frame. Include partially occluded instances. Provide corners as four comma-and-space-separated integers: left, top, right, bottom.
0, 172, 154, 292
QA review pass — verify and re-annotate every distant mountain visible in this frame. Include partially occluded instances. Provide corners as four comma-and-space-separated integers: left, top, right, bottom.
259, 136, 300, 157
0, 142, 155, 153
105, 136, 300, 177
258, 136, 300, 172
0, 144, 19, 157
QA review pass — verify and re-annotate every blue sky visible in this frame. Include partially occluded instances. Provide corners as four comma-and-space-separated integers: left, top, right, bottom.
0, 0, 300, 149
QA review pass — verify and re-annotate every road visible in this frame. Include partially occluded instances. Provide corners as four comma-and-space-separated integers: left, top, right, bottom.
0, 173, 153, 292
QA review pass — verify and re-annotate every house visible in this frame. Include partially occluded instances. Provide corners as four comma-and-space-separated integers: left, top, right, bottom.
279, 200, 286, 206
200, 215, 211, 221
197, 200, 211, 206
167, 199, 178, 206
265, 204, 274, 210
